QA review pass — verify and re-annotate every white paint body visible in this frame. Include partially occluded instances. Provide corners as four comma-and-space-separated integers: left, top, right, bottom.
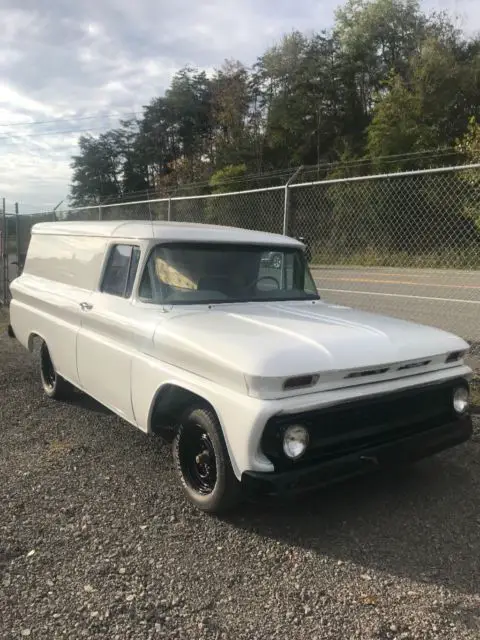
9, 221, 472, 479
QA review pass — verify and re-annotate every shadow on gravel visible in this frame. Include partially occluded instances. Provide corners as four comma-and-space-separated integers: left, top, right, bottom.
228, 448, 480, 596
66, 386, 480, 597
67, 390, 113, 416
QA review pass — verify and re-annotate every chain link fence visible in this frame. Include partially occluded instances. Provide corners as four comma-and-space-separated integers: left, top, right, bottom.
170, 187, 285, 232
1, 209, 56, 305
286, 165, 480, 355
0, 212, 13, 306
289, 166, 480, 269
2, 164, 480, 354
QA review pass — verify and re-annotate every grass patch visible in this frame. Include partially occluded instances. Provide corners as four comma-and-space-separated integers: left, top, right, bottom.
311, 248, 480, 270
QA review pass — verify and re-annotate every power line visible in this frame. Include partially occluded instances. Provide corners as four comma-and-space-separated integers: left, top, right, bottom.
0, 125, 141, 143
65, 148, 462, 208
297, 148, 461, 176
12, 148, 466, 213
0, 111, 140, 128
0, 127, 107, 140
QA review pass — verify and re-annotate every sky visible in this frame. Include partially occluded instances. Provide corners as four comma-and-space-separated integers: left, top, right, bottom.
0, 0, 478, 213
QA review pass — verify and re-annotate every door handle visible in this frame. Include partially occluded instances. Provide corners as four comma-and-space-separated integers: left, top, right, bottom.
79, 302, 93, 311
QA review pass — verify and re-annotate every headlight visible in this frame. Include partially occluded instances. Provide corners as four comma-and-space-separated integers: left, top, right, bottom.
283, 424, 309, 460
453, 386, 469, 415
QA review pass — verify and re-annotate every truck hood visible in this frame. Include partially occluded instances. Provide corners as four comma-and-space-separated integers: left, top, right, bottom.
153, 300, 469, 397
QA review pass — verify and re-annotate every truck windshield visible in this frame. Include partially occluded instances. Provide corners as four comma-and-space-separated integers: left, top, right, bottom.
138, 243, 319, 305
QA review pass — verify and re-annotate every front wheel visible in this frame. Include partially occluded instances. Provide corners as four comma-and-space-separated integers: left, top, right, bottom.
172, 406, 241, 514
39, 341, 75, 401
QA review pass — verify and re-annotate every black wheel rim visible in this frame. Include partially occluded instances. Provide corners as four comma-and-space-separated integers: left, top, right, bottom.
41, 346, 56, 390
178, 424, 217, 495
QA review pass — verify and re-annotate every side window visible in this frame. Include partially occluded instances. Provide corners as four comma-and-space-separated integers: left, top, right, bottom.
102, 245, 141, 298
283, 252, 316, 293
139, 263, 154, 300
284, 253, 294, 290
126, 247, 141, 297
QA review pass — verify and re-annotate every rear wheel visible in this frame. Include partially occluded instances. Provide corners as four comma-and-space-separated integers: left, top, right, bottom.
172, 406, 241, 514
39, 341, 75, 400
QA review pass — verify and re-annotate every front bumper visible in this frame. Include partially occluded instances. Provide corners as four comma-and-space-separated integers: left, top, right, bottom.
241, 415, 472, 496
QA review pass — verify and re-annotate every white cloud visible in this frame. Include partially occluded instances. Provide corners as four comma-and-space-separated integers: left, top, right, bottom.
84, 22, 104, 37
0, 84, 60, 117
0, 0, 478, 210
423, 0, 480, 35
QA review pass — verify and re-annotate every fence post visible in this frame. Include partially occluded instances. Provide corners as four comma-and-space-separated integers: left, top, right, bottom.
147, 190, 152, 221
1, 198, 6, 304
98, 205, 102, 221
15, 202, 20, 275
283, 166, 304, 236
167, 198, 172, 222
52, 199, 64, 221
4, 200, 8, 300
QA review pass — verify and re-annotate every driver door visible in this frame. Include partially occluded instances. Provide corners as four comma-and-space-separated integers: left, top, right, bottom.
76, 243, 141, 422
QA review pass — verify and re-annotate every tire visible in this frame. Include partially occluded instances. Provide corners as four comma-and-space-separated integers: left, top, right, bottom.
172, 406, 242, 514
39, 340, 75, 401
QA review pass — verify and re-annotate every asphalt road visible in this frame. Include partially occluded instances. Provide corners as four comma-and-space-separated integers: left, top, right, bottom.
313, 266, 480, 344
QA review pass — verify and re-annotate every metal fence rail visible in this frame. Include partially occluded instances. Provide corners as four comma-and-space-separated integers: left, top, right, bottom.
2, 164, 480, 351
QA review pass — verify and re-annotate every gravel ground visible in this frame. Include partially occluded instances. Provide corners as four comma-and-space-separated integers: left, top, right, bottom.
1, 332, 480, 640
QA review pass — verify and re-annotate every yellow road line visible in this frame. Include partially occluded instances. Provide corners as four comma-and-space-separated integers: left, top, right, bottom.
320, 276, 480, 290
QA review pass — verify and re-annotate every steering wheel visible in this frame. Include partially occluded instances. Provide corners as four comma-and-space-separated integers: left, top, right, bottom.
253, 275, 281, 290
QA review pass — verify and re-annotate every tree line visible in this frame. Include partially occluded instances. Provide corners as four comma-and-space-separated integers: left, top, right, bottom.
69, 0, 480, 266
70, 0, 480, 205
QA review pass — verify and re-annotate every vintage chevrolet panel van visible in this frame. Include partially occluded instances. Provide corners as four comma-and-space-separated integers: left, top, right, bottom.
8, 221, 473, 513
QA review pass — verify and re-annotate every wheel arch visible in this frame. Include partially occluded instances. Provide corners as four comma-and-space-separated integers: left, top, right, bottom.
148, 383, 220, 442
28, 331, 46, 353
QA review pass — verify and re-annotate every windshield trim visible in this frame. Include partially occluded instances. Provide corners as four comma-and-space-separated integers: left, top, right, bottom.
135, 240, 320, 305
138, 294, 321, 307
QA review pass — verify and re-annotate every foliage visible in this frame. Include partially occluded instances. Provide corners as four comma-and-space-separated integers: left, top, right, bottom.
209, 164, 247, 194
454, 117, 480, 232
69, 0, 480, 258
456, 116, 480, 163
70, 1, 480, 203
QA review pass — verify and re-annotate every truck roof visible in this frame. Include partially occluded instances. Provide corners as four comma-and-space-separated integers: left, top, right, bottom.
31, 220, 302, 247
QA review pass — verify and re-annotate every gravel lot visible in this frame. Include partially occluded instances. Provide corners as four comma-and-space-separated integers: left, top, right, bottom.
1, 332, 479, 640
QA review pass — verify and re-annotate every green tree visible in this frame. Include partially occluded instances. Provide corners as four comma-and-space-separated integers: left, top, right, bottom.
69, 0, 480, 224
455, 116, 480, 233
70, 131, 125, 205
366, 74, 434, 166
211, 61, 251, 167
334, 0, 426, 113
